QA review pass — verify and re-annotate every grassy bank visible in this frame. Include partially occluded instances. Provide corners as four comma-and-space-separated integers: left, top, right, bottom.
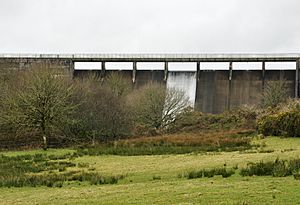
1, 137, 300, 204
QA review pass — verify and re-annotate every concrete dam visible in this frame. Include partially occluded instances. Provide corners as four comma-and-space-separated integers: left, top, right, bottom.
1, 53, 300, 114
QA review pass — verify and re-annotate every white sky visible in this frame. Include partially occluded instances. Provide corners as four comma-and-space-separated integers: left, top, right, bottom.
1, 0, 300, 54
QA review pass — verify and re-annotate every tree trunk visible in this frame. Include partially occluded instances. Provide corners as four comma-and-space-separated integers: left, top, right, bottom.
43, 135, 47, 150
92, 132, 95, 146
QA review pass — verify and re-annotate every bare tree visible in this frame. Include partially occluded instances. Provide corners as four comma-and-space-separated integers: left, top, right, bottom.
129, 83, 190, 132
162, 87, 190, 127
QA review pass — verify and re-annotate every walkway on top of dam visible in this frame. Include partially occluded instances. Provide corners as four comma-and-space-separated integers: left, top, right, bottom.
1, 53, 300, 62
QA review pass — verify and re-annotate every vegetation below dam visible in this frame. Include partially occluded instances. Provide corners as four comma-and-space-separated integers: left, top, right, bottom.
1, 67, 300, 204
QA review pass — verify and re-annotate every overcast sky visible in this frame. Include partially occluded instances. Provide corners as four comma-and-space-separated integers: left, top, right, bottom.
1, 0, 300, 54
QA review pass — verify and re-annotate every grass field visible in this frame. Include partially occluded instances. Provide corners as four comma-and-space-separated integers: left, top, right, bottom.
1, 137, 300, 205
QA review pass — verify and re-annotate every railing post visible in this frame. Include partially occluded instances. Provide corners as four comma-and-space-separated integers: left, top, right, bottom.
69, 60, 74, 79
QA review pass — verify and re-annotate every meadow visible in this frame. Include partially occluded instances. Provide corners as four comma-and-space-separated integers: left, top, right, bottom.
1, 136, 300, 205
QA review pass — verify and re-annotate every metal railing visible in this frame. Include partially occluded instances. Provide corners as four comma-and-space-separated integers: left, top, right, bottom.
1, 53, 300, 62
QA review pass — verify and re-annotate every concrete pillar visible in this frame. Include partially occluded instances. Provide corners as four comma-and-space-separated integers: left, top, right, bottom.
101, 62, 106, 78
279, 70, 284, 81
262, 61, 266, 92
227, 62, 233, 110
132, 62, 137, 83
164, 62, 168, 81
196, 62, 201, 81
69, 60, 74, 79
296, 59, 300, 98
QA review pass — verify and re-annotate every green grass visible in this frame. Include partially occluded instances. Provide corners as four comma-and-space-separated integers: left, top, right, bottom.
1, 137, 300, 204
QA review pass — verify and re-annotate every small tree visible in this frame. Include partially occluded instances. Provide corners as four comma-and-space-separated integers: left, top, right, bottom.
0, 68, 76, 150
104, 72, 131, 97
261, 80, 289, 108
72, 74, 133, 144
129, 83, 190, 133
162, 87, 191, 127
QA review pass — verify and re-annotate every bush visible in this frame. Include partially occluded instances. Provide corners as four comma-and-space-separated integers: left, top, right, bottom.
261, 80, 289, 108
240, 158, 300, 177
294, 173, 300, 180
181, 168, 235, 179
104, 72, 131, 97
167, 108, 205, 133
70, 74, 134, 144
169, 105, 258, 133
0, 153, 124, 187
257, 100, 300, 137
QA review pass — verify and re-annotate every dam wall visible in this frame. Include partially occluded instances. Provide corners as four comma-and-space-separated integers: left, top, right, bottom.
1, 54, 299, 114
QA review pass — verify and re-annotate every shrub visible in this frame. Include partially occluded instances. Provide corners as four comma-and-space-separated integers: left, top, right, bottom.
71, 74, 134, 144
186, 170, 203, 179
0, 153, 124, 187
294, 173, 300, 180
257, 100, 300, 137
261, 80, 289, 108
182, 168, 235, 179
240, 158, 300, 177
167, 109, 205, 133
152, 175, 161, 180
104, 72, 131, 97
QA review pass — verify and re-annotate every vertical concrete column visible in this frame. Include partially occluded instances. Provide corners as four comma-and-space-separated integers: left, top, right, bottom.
69, 60, 74, 79
262, 61, 266, 92
296, 59, 300, 98
196, 62, 201, 81
195, 61, 201, 112
227, 62, 233, 110
101, 62, 106, 78
132, 61, 137, 83
164, 62, 168, 81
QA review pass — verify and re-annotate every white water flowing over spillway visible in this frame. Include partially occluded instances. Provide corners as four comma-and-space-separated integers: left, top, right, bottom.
166, 72, 197, 108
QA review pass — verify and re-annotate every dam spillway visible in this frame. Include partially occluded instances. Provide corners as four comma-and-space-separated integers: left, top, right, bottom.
166, 71, 197, 107
0, 53, 300, 113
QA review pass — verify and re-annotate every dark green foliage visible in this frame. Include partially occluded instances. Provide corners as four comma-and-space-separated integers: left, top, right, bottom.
208, 106, 258, 130
169, 106, 258, 133
294, 173, 300, 180
152, 175, 161, 180
76, 146, 206, 156
0, 153, 123, 187
75, 142, 251, 156
240, 158, 300, 177
186, 170, 203, 179
257, 100, 300, 137
0, 171, 123, 188
181, 168, 235, 179
0, 154, 75, 175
